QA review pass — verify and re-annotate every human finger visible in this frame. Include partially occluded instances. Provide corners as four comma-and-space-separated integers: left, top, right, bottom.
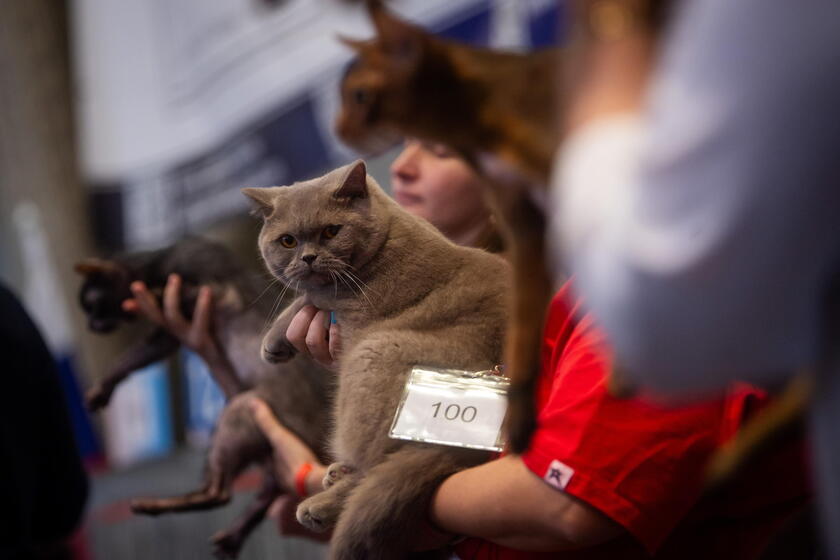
306, 309, 333, 366
162, 274, 191, 333
328, 323, 342, 366
129, 281, 165, 325
122, 298, 139, 313
190, 286, 214, 341
286, 305, 319, 356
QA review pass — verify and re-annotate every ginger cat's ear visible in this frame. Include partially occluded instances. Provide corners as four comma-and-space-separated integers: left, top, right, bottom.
337, 34, 369, 52
367, 0, 425, 63
334, 160, 368, 200
242, 187, 277, 218
74, 258, 123, 277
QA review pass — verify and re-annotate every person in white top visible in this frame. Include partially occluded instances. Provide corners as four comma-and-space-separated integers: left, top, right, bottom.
552, 0, 840, 554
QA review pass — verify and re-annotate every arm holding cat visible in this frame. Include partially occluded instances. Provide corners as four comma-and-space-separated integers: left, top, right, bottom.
427, 456, 623, 550
124, 274, 244, 398
285, 304, 341, 368
127, 285, 336, 494
251, 398, 327, 496
279, 306, 621, 551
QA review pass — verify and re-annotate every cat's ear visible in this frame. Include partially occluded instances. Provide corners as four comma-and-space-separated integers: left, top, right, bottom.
242, 187, 276, 218
368, 0, 425, 63
334, 159, 369, 200
74, 258, 124, 278
337, 34, 369, 53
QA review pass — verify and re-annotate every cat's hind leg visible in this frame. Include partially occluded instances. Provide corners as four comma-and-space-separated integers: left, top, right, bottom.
329, 445, 484, 560
210, 471, 280, 559
130, 468, 231, 515
132, 392, 267, 516
296, 470, 361, 532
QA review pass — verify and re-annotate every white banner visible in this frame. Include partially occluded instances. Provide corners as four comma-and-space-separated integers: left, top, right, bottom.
71, 0, 559, 249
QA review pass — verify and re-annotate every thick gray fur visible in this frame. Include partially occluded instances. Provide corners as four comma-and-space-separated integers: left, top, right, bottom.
244, 160, 510, 559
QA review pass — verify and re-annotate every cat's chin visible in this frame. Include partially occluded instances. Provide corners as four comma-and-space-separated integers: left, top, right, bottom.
296, 272, 333, 291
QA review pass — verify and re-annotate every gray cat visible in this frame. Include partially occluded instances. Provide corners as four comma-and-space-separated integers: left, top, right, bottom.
243, 160, 510, 560
75, 238, 332, 558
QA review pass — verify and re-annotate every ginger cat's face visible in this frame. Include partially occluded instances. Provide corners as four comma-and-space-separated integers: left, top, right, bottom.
335, 6, 435, 153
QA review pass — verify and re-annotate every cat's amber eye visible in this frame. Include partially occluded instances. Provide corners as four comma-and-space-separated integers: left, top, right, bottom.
322, 225, 342, 239
353, 88, 369, 105
279, 234, 297, 248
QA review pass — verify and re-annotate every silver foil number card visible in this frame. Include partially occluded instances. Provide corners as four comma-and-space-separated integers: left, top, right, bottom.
389, 366, 510, 452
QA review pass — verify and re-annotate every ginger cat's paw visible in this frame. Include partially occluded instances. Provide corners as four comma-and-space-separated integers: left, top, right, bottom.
261, 337, 296, 364
323, 463, 353, 489
296, 492, 341, 532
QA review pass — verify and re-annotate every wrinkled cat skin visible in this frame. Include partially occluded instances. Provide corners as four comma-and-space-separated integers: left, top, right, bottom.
76, 238, 331, 558
245, 160, 510, 559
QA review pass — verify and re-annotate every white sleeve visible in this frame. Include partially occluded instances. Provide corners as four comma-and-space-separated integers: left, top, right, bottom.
551, 0, 840, 394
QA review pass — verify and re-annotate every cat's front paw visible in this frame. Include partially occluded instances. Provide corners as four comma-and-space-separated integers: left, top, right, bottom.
296, 493, 341, 532
85, 383, 114, 412
261, 338, 296, 364
323, 463, 354, 489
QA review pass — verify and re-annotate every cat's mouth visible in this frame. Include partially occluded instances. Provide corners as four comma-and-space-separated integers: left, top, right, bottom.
295, 269, 333, 288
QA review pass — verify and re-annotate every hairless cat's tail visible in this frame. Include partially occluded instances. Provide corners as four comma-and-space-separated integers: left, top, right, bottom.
329, 445, 485, 560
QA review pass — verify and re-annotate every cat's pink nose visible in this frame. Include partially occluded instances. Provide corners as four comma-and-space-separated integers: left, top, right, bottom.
302, 254, 316, 265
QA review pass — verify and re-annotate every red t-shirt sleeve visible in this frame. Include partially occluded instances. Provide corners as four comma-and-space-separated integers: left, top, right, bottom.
521, 310, 736, 554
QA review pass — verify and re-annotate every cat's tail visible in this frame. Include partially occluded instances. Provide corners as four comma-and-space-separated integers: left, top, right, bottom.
329, 445, 484, 560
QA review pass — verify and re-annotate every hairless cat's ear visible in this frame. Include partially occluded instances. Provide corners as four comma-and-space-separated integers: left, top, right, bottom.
334, 160, 368, 200
242, 187, 275, 218
367, 0, 424, 62
74, 258, 123, 277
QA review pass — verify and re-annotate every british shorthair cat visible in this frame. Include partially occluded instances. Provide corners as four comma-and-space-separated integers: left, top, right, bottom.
244, 160, 510, 559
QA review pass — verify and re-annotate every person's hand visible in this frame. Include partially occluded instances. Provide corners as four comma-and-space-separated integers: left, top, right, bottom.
123, 273, 245, 398
250, 398, 326, 496
285, 305, 341, 369
123, 274, 221, 361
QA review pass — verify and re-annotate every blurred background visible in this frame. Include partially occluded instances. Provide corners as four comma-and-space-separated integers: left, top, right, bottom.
0, 0, 560, 558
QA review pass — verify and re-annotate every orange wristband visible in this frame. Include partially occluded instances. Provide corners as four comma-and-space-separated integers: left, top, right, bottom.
295, 462, 314, 498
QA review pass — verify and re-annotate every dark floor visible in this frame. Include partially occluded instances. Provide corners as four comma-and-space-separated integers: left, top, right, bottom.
84, 448, 327, 560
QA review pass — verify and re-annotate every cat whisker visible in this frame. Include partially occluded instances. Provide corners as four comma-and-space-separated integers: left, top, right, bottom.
250, 277, 280, 308
329, 270, 339, 299
345, 270, 380, 297
337, 271, 365, 308
264, 280, 292, 332
341, 270, 374, 309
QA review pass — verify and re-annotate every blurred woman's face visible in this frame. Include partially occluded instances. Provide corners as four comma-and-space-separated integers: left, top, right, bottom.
390, 140, 488, 239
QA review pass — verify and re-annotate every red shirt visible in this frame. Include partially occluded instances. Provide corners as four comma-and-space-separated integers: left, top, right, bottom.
455, 282, 809, 559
